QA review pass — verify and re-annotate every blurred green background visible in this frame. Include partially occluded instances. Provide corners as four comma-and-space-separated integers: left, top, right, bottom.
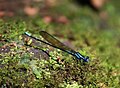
0, 0, 120, 87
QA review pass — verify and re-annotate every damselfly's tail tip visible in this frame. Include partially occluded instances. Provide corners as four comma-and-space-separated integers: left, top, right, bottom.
24, 32, 31, 36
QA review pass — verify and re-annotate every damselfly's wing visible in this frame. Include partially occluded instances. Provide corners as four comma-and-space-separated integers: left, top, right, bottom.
39, 31, 76, 53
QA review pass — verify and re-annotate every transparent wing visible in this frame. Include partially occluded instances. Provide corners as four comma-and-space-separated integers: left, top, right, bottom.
39, 31, 76, 53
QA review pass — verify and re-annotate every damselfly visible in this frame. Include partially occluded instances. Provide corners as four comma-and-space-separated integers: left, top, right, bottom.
25, 31, 89, 62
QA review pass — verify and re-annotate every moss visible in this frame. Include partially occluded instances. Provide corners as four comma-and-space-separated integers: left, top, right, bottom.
0, 0, 120, 87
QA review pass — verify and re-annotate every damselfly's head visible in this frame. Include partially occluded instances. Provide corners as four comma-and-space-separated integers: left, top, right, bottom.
84, 56, 89, 62
75, 52, 89, 62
